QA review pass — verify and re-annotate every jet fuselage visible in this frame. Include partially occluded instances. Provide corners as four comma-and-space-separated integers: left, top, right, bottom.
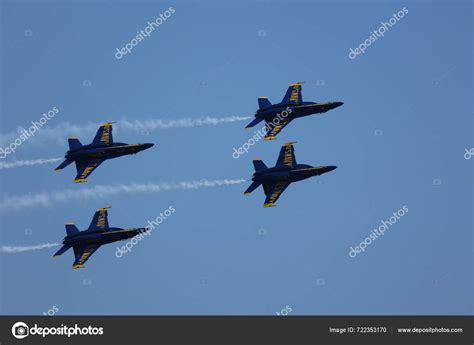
65, 142, 154, 161
255, 101, 344, 120
252, 164, 337, 184
62, 227, 147, 247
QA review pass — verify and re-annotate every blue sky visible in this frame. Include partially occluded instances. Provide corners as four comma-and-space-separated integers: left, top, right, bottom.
0, 0, 472, 315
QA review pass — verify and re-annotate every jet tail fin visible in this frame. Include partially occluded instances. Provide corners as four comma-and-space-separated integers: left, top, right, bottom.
65, 223, 80, 236
253, 159, 267, 172
55, 159, 73, 171
68, 138, 82, 151
244, 181, 261, 195
53, 244, 71, 257
245, 117, 264, 129
258, 97, 272, 110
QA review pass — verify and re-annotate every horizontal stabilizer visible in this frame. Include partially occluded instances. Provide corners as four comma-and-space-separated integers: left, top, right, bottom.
65, 223, 80, 236
55, 159, 74, 171
53, 244, 71, 257
258, 97, 272, 110
244, 181, 261, 195
253, 159, 268, 172
68, 138, 83, 151
245, 117, 264, 129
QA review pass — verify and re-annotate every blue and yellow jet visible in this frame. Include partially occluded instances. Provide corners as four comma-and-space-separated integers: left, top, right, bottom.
55, 122, 154, 183
245, 82, 343, 140
53, 207, 147, 269
244, 142, 337, 207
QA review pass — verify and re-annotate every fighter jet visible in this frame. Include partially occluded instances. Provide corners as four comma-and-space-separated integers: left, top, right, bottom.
55, 122, 154, 183
245, 82, 343, 140
53, 207, 147, 269
244, 142, 337, 207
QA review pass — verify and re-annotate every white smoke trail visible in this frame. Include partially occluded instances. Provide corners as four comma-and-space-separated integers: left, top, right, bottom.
0, 179, 246, 212
0, 243, 59, 254
0, 116, 251, 147
0, 157, 62, 170
118, 116, 251, 131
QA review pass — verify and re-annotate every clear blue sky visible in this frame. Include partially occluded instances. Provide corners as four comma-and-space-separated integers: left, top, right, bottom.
0, 0, 472, 315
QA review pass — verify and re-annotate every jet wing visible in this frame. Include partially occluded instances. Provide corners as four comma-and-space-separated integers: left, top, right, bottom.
88, 207, 110, 231
92, 122, 114, 145
281, 82, 303, 104
263, 181, 291, 207
275, 142, 297, 168
72, 244, 101, 269
264, 117, 292, 140
74, 158, 105, 183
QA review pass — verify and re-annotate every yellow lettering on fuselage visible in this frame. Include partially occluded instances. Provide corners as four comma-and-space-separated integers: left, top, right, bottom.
289, 88, 299, 102
283, 145, 293, 167
96, 212, 105, 228
100, 126, 111, 144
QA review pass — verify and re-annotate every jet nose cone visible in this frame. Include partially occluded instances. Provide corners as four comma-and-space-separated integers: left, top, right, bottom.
326, 165, 337, 172
143, 143, 154, 149
333, 101, 344, 108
